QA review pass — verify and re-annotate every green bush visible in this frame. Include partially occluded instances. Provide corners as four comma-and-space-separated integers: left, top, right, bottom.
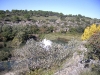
1, 25, 13, 41
69, 27, 84, 34
0, 50, 10, 61
69, 27, 77, 33
11, 31, 26, 47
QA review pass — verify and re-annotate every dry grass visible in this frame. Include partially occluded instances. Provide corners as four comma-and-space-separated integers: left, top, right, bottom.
44, 33, 81, 41
80, 70, 99, 75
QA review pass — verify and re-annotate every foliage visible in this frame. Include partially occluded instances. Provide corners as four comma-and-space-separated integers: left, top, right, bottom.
86, 32, 100, 60
91, 64, 100, 74
76, 26, 85, 33
11, 38, 80, 72
0, 50, 10, 61
11, 16, 20, 22
0, 24, 55, 43
24, 14, 30, 20
69, 27, 77, 33
69, 26, 84, 34
11, 31, 26, 47
84, 31, 100, 74
1, 25, 12, 40
0, 9, 93, 21
81, 24, 100, 40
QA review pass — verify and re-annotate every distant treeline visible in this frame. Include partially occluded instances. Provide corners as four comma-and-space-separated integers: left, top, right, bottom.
0, 10, 91, 21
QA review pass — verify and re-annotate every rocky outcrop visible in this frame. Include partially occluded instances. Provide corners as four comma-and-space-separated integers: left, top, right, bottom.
54, 41, 88, 75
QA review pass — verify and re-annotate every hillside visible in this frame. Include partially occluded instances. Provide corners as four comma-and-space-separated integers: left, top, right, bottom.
0, 10, 100, 33
0, 10, 100, 57
0, 10, 100, 75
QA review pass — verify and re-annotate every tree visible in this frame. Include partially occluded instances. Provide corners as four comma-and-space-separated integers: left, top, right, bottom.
5, 10, 10, 15
78, 14, 82, 18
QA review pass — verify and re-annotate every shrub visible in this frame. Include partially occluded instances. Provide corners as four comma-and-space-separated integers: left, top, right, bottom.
69, 27, 77, 34
0, 50, 10, 61
84, 32, 100, 74
1, 25, 12, 40
11, 38, 80, 71
86, 32, 100, 60
69, 26, 84, 34
81, 24, 100, 40
11, 31, 26, 47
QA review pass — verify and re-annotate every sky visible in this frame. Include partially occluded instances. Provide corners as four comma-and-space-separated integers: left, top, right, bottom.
0, 0, 100, 19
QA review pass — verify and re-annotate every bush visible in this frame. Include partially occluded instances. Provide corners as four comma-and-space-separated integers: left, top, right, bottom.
11, 38, 80, 71
86, 32, 100, 60
1, 25, 12, 40
11, 31, 26, 47
81, 24, 100, 40
69, 27, 77, 34
0, 50, 10, 61
69, 26, 84, 34
91, 64, 100, 74
84, 32, 100, 74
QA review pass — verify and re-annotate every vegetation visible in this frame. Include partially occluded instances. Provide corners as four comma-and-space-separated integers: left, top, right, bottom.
0, 9, 100, 75
0, 50, 11, 61
86, 32, 100, 60
0, 37, 81, 74
69, 26, 84, 34
82, 24, 100, 60
80, 70, 99, 75
81, 24, 100, 40
81, 24, 100, 74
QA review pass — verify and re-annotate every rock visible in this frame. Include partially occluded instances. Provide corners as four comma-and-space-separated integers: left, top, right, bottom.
54, 41, 88, 75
